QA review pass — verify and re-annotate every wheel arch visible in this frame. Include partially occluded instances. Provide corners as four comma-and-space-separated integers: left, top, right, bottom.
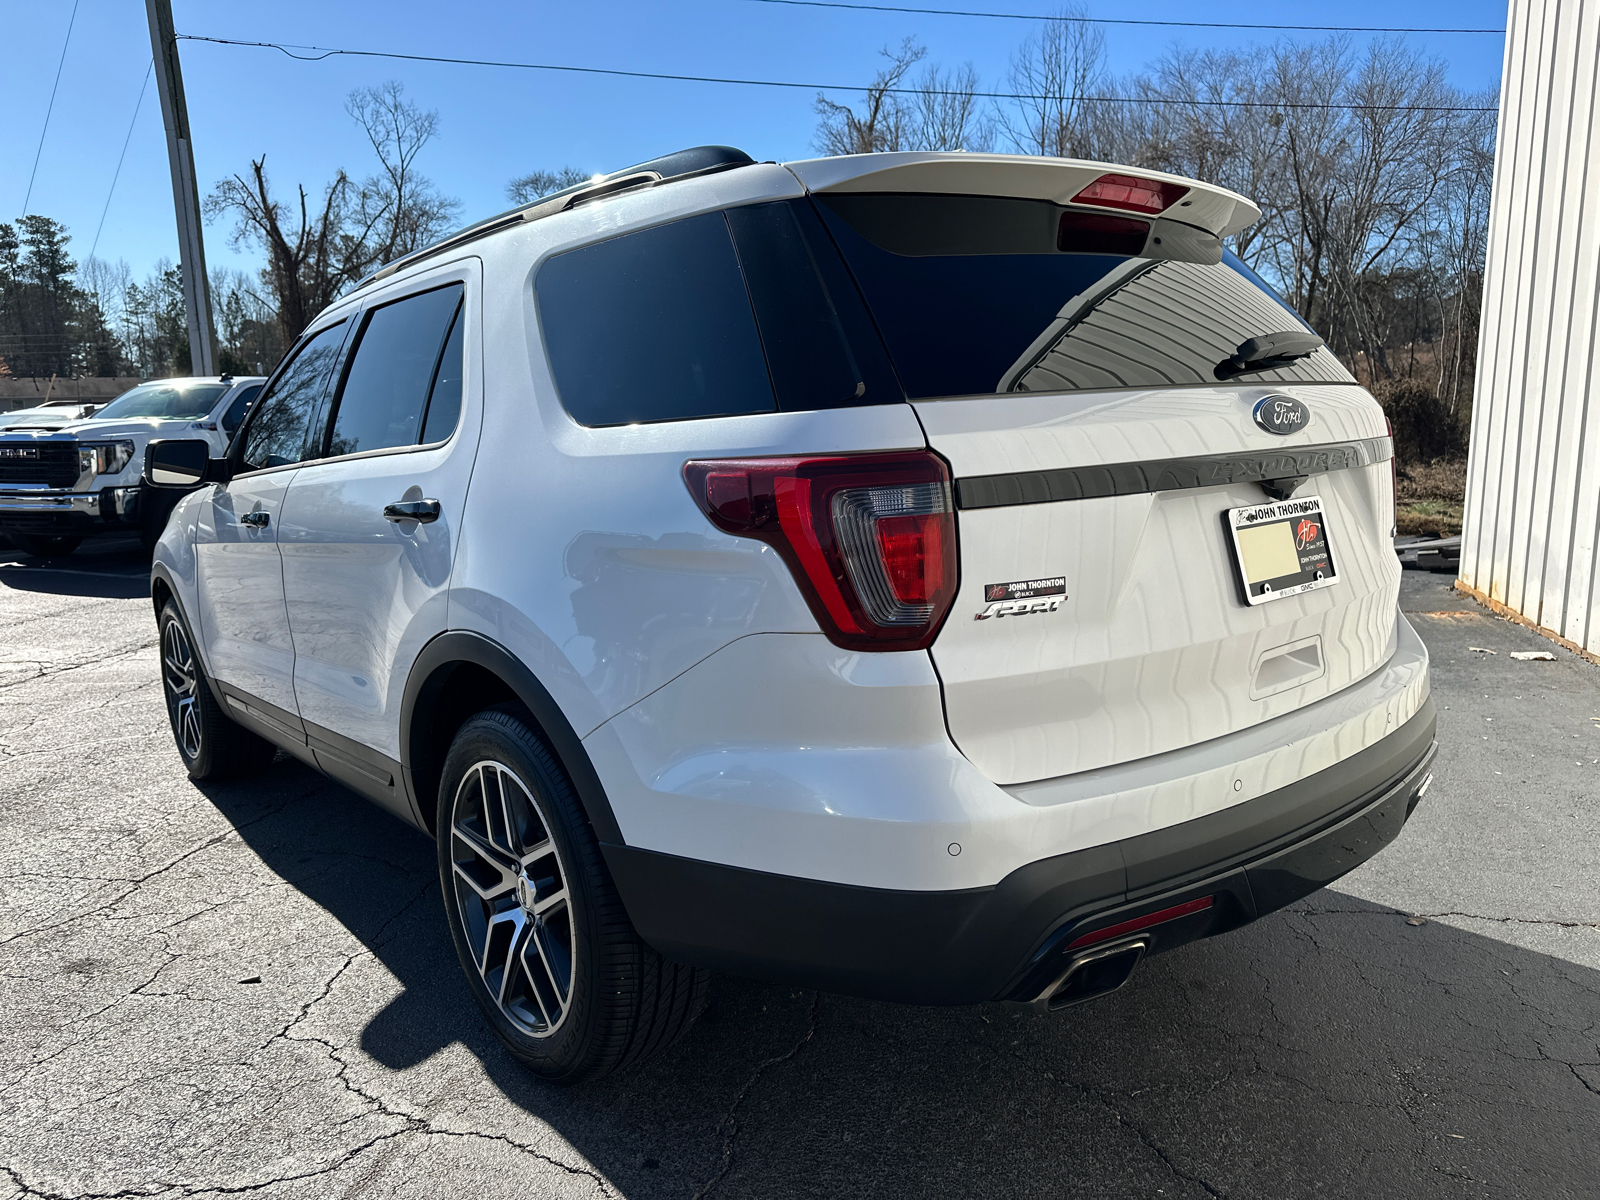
400, 631, 624, 845
151, 567, 174, 619
150, 561, 210, 678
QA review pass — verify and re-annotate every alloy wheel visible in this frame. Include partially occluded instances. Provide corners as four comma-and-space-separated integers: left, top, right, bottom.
448, 760, 575, 1037
161, 618, 202, 760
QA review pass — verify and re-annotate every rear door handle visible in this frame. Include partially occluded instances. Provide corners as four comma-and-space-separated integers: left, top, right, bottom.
239, 511, 270, 528
383, 498, 441, 524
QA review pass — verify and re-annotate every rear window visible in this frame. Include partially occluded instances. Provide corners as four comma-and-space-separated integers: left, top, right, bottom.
815, 193, 1355, 400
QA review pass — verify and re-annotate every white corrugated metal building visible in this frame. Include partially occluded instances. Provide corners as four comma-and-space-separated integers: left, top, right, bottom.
1460, 0, 1600, 658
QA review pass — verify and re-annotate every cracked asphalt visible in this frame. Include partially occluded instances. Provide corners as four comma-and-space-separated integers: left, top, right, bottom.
1, 535, 1596, 1200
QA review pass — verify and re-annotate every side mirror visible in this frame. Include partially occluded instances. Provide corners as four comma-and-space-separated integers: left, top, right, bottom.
145, 439, 228, 488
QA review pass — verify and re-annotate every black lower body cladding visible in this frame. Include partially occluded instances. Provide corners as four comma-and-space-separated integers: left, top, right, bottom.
603, 698, 1438, 1006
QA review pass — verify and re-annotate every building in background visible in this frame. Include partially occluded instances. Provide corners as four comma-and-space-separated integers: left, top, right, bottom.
1461, 0, 1600, 658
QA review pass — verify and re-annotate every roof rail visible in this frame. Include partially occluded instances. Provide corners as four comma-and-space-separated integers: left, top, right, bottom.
354, 146, 756, 291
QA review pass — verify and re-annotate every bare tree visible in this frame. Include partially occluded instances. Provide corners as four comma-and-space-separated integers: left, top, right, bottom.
913, 62, 992, 151
507, 167, 590, 205
998, 7, 1108, 158
1098, 49, 1291, 264
79, 256, 132, 333
205, 157, 354, 344
206, 81, 460, 343
1268, 39, 1456, 379
344, 82, 461, 273
210, 266, 285, 375
815, 41, 993, 155
814, 39, 925, 155
1410, 91, 1495, 411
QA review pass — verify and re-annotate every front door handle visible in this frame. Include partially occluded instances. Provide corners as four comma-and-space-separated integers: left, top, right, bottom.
383, 498, 441, 524
240, 511, 270, 528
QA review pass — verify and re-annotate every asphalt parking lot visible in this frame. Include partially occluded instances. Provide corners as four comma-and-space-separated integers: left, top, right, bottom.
1, 537, 1596, 1200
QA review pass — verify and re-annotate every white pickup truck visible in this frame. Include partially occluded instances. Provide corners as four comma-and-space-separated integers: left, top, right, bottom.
0, 375, 263, 557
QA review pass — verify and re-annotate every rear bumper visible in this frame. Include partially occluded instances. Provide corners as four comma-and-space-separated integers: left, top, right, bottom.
586, 616, 1431, 894
604, 697, 1437, 1005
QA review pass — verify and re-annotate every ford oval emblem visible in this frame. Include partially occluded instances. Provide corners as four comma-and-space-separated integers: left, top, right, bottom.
1252, 395, 1310, 436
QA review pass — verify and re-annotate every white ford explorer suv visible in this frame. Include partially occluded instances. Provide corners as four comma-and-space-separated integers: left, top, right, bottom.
0, 376, 262, 557
145, 147, 1436, 1083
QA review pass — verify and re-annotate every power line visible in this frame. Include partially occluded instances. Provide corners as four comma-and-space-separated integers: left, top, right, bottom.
89, 61, 155, 265
21, 0, 82, 217
742, 0, 1507, 35
176, 34, 1499, 113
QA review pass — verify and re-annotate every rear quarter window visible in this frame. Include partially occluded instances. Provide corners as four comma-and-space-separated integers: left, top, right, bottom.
536, 212, 777, 427
535, 204, 904, 427
724, 200, 902, 412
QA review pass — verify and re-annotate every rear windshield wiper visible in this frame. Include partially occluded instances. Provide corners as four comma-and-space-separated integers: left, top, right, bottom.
1215, 330, 1324, 379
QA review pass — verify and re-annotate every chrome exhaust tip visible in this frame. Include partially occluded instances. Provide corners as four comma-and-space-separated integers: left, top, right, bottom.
1039, 936, 1151, 1011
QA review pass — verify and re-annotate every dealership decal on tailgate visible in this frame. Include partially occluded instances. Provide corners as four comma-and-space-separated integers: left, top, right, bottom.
976, 576, 1067, 619
1226, 496, 1339, 605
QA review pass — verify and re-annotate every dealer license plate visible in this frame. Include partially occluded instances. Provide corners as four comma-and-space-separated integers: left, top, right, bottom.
1226, 496, 1339, 605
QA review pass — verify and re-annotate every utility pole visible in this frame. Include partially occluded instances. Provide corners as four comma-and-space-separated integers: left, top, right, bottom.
145, 0, 216, 376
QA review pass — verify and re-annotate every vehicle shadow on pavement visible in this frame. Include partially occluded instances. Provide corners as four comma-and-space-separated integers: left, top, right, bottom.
199, 758, 1600, 1200
0, 536, 149, 600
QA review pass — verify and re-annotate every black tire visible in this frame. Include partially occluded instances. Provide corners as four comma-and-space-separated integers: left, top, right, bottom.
15, 534, 81, 558
157, 600, 278, 781
437, 706, 709, 1084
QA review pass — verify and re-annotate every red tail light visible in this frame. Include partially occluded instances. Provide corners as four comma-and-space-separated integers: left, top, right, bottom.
1070, 172, 1188, 215
684, 450, 959, 651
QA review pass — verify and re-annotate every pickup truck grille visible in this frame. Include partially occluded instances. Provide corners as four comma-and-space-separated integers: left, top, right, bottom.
0, 444, 79, 488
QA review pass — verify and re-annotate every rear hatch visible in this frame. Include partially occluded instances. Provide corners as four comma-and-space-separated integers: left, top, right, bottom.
789, 154, 1399, 786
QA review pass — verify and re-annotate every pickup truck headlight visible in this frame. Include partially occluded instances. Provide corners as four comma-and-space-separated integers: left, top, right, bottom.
79, 440, 135, 478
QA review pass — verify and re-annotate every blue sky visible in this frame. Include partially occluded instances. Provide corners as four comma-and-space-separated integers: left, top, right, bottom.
5, 0, 1508, 287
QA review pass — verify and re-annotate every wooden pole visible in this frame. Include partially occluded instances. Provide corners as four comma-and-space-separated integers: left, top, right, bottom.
145, 0, 216, 376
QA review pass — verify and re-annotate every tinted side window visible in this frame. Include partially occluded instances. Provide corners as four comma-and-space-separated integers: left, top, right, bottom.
238, 322, 347, 472
326, 284, 463, 458
420, 306, 464, 444
220, 385, 261, 435
536, 212, 776, 426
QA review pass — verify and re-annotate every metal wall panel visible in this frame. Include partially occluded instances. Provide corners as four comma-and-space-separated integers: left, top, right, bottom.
1462, 0, 1600, 653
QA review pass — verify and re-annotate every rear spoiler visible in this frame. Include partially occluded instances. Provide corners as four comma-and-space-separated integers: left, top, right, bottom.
783, 152, 1261, 240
